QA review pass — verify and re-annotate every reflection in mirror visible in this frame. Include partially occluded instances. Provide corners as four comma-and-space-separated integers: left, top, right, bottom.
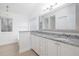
50, 15, 55, 30
39, 15, 55, 30
39, 17, 43, 30
43, 17, 49, 30
39, 3, 79, 33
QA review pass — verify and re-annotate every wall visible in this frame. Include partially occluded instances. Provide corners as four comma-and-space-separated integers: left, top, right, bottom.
30, 17, 39, 31
0, 12, 29, 45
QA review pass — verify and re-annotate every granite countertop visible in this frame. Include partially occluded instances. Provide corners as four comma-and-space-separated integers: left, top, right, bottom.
31, 31, 79, 47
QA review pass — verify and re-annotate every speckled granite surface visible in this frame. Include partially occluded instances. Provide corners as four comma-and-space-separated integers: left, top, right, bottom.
31, 31, 79, 47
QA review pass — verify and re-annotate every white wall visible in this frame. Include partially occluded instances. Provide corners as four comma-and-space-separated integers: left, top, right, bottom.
0, 12, 29, 45
30, 17, 39, 31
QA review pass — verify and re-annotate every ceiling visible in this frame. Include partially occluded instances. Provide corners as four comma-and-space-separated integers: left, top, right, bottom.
0, 3, 65, 19
0, 3, 46, 19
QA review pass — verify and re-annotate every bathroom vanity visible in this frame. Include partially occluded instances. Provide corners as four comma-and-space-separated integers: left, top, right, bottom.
31, 31, 79, 56
30, 3, 79, 56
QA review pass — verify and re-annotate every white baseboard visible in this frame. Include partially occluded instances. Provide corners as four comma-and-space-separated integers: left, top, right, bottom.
0, 40, 18, 46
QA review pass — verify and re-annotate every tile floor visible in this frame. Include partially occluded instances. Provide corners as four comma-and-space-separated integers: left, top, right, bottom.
0, 43, 37, 56
19, 50, 37, 56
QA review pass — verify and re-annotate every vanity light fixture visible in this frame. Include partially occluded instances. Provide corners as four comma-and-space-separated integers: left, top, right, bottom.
43, 2, 58, 11
49, 5, 53, 10
54, 2, 58, 6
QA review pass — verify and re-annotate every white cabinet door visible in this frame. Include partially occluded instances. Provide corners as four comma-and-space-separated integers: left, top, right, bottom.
31, 35, 40, 55
73, 46, 79, 56
31, 35, 36, 51
60, 42, 79, 56
47, 39, 58, 56
35, 36, 40, 55
40, 37, 47, 56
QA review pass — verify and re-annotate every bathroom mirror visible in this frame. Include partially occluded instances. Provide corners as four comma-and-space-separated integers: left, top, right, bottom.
39, 17, 43, 30
49, 15, 55, 30
39, 15, 56, 30
39, 16, 49, 30
54, 3, 76, 31
39, 3, 79, 33
43, 17, 49, 30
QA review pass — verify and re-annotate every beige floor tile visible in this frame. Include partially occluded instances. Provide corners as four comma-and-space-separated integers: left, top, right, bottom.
19, 50, 37, 56
0, 43, 37, 56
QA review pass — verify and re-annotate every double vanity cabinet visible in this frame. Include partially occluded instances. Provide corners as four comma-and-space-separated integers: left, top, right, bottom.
30, 3, 79, 56
31, 32, 79, 56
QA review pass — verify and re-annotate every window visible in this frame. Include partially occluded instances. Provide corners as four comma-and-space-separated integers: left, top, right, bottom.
1, 17, 12, 32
